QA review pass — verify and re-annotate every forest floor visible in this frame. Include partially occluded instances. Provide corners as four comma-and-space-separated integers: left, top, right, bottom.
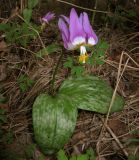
0, 1, 139, 160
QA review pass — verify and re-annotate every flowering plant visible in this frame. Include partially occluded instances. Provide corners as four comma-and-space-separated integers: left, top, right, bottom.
32, 8, 124, 156
42, 12, 55, 23
58, 8, 98, 63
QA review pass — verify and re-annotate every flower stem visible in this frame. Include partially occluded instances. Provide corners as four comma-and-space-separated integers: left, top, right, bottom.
50, 51, 64, 96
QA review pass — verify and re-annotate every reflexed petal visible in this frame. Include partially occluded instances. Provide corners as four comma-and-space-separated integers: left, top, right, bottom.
42, 12, 55, 23
79, 13, 83, 25
58, 18, 74, 50
61, 33, 68, 49
58, 18, 69, 42
69, 8, 86, 45
82, 12, 98, 45
61, 15, 69, 24
88, 37, 96, 45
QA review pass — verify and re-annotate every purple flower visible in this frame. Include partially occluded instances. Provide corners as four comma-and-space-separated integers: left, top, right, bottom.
42, 12, 55, 23
58, 8, 98, 63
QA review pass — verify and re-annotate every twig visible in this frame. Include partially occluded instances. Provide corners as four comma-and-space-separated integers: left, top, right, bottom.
123, 51, 139, 68
92, 0, 98, 24
105, 52, 129, 125
20, 46, 48, 63
50, 51, 64, 96
105, 60, 139, 71
98, 117, 129, 157
105, 125, 129, 157
96, 51, 129, 158
56, 0, 109, 14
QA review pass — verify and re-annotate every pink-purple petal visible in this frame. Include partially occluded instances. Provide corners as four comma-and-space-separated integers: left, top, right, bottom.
42, 12, 55, 23
69, 8, 86, 44
58, 18, 70, 49
79, 13, 83, 25
60, 15, 69, 24
58, 8, 98, 50
58, 18, 69, 40
82, 12, 98, 44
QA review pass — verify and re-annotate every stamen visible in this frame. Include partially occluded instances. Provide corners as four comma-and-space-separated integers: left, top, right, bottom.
79, 46, 88, 63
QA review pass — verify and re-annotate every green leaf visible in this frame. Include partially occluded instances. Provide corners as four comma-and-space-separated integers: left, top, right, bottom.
77, 155, 88, 160
33, 76, 124, 155
33, 94, 78, 154
28, 0, 39, 9
128, 154, 139, 160
64, 57, 74, 68
17, 74, 35, 92
25, 144, 36, 159
57, 150, 68, 160
5, 24, 19, 44
0, 149, 24, 160
127, 138, 139, 145
0, 109, 7, 123
3, 130, 13, 144
0, 23, 11, 31
46, 43, 61, 54
36, 48, 48, 58
128, 10, 137, 17
71, 66, 85, 77
23, 8, 32, 23
95, 40, 109, 56
36, 44, 61, 58
0, 108, 6, 114
88, 40, 108, 66
59, 76, 125, 114
96, 40, 109, 49
131, 129, 139, 135
38, 154, 45, 160
70, 157, 76, 160
0, 94, 7, 104
0, 115, 7, 124
86, 148, 96, 160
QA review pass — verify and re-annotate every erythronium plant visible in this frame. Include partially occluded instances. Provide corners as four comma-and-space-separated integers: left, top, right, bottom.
58, 8, 98, 63
50, 8, 98, 94
42, 12, 55, 23
41, 12, 55, 31
32, 8, 124, 155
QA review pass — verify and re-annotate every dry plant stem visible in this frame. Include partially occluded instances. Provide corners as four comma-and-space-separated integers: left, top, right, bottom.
92, 0, 98, 24
123, 51, 139, 67
20, 47, 48, 63
96, 52, 129, 158
105, 124, 129, 157
98, 117, 129, 157
57, 0, 109, 14
105, 60, 139, 71
50, 51, 64, 96
105, 52, 129, 124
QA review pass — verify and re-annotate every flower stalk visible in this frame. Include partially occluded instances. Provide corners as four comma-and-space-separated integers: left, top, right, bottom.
50, 51, 64, 96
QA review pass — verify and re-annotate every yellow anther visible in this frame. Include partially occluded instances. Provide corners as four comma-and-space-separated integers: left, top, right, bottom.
79, 54, 88, 63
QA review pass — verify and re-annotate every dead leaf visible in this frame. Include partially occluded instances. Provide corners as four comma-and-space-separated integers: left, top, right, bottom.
0, 41, 7, 52
108, 119, 128, 136
0, 104, 9, 112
